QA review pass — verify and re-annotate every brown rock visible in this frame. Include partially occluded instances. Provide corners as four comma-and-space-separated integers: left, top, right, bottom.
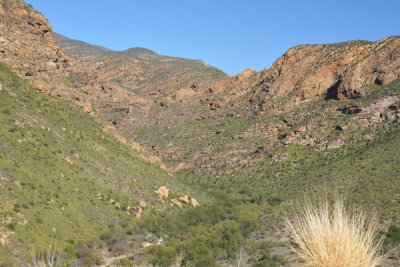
46, 61, 58, 69
139, 199, 146, 208
155, 186, 169, 198
171, 198, 182, 208
82, 102, 92, 113
235, 68, 256, 80
191, 198, 200, 207
179, 195, 190, 205
325, 138, 346, 150
132, 207, 142, 218
297, 125, 307, 133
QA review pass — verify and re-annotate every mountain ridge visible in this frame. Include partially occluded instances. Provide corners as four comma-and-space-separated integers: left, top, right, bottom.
56, 33, 217, 63
55, 33, 112, 56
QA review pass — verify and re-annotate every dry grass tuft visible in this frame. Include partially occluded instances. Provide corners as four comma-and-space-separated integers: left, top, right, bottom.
31, 246, 58, 267
285, 197, 387, 267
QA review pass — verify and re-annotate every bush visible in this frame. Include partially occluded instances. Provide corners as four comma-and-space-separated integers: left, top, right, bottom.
99, 231, 112, 241
383, 224, 400, 252
74, 242, 103, 266
6, 223, 15, 231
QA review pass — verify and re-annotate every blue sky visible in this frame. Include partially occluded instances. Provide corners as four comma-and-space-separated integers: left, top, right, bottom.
26, 0, 399, 75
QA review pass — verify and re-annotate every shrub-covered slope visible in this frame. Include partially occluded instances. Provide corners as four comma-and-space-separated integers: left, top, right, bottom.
0, 63, 200, 265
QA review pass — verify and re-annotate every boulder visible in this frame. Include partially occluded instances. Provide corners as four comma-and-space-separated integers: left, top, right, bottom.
171, 198, 182, 208
179, 195, 190, 205
191, 198, 200, 207
82, 102, 92, 113
325, 138, 346, 150
155, 186, 169, 198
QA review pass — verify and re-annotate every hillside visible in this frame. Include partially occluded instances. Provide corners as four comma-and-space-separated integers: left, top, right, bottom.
73, 37, 400, 178
54, 34, 228, 130
0, 62, 204, 265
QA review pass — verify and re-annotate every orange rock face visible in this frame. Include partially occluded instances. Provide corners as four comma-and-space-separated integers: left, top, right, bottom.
250, 37, 400, 109
0, 0, 71, 94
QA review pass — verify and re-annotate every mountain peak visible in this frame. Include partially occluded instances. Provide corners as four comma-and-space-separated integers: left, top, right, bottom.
55, 33, 112, 56
119, 47, 157, 56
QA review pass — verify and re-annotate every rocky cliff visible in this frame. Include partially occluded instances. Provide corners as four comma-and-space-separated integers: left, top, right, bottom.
0, 0, 71, 94
249, 37, 400, 110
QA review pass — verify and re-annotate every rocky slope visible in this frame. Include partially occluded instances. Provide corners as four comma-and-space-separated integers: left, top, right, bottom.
58, 34, 227, 98
0, 0, 70, 94
250, 37, 400, 108
198, 37, 400, 112
56, 33, 111, 56
54, 31, 400, 195
54, 34, 228, 129
64, 36, 399, 176
0, 0, 227, 118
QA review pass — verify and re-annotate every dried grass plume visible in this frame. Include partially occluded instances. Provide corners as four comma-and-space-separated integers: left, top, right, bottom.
285, 197, 387, 267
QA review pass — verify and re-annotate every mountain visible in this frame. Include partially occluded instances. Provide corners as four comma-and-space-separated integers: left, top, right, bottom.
54, 34, 228, 130
119, 47, 158, 57
250, 37, 400, 106
55, 33, 112, 56
195, 37, 400, 112
56, 34, 228, 99
1, 0, 399, 266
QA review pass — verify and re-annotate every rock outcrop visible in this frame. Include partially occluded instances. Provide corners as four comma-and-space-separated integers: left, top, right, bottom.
190, 198, 200, 207
155, 186, 169, 199
179, 195, 190, 205
170, 198, 182, 208
250, 37, 400, 109
0, 0, 70, 94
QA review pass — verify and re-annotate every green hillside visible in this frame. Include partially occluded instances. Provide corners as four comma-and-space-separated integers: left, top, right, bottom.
0, 63, 201, 266
0, 62, 266, 267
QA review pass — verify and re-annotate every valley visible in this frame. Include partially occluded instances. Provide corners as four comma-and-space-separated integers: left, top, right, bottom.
0, 0, 399, 266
